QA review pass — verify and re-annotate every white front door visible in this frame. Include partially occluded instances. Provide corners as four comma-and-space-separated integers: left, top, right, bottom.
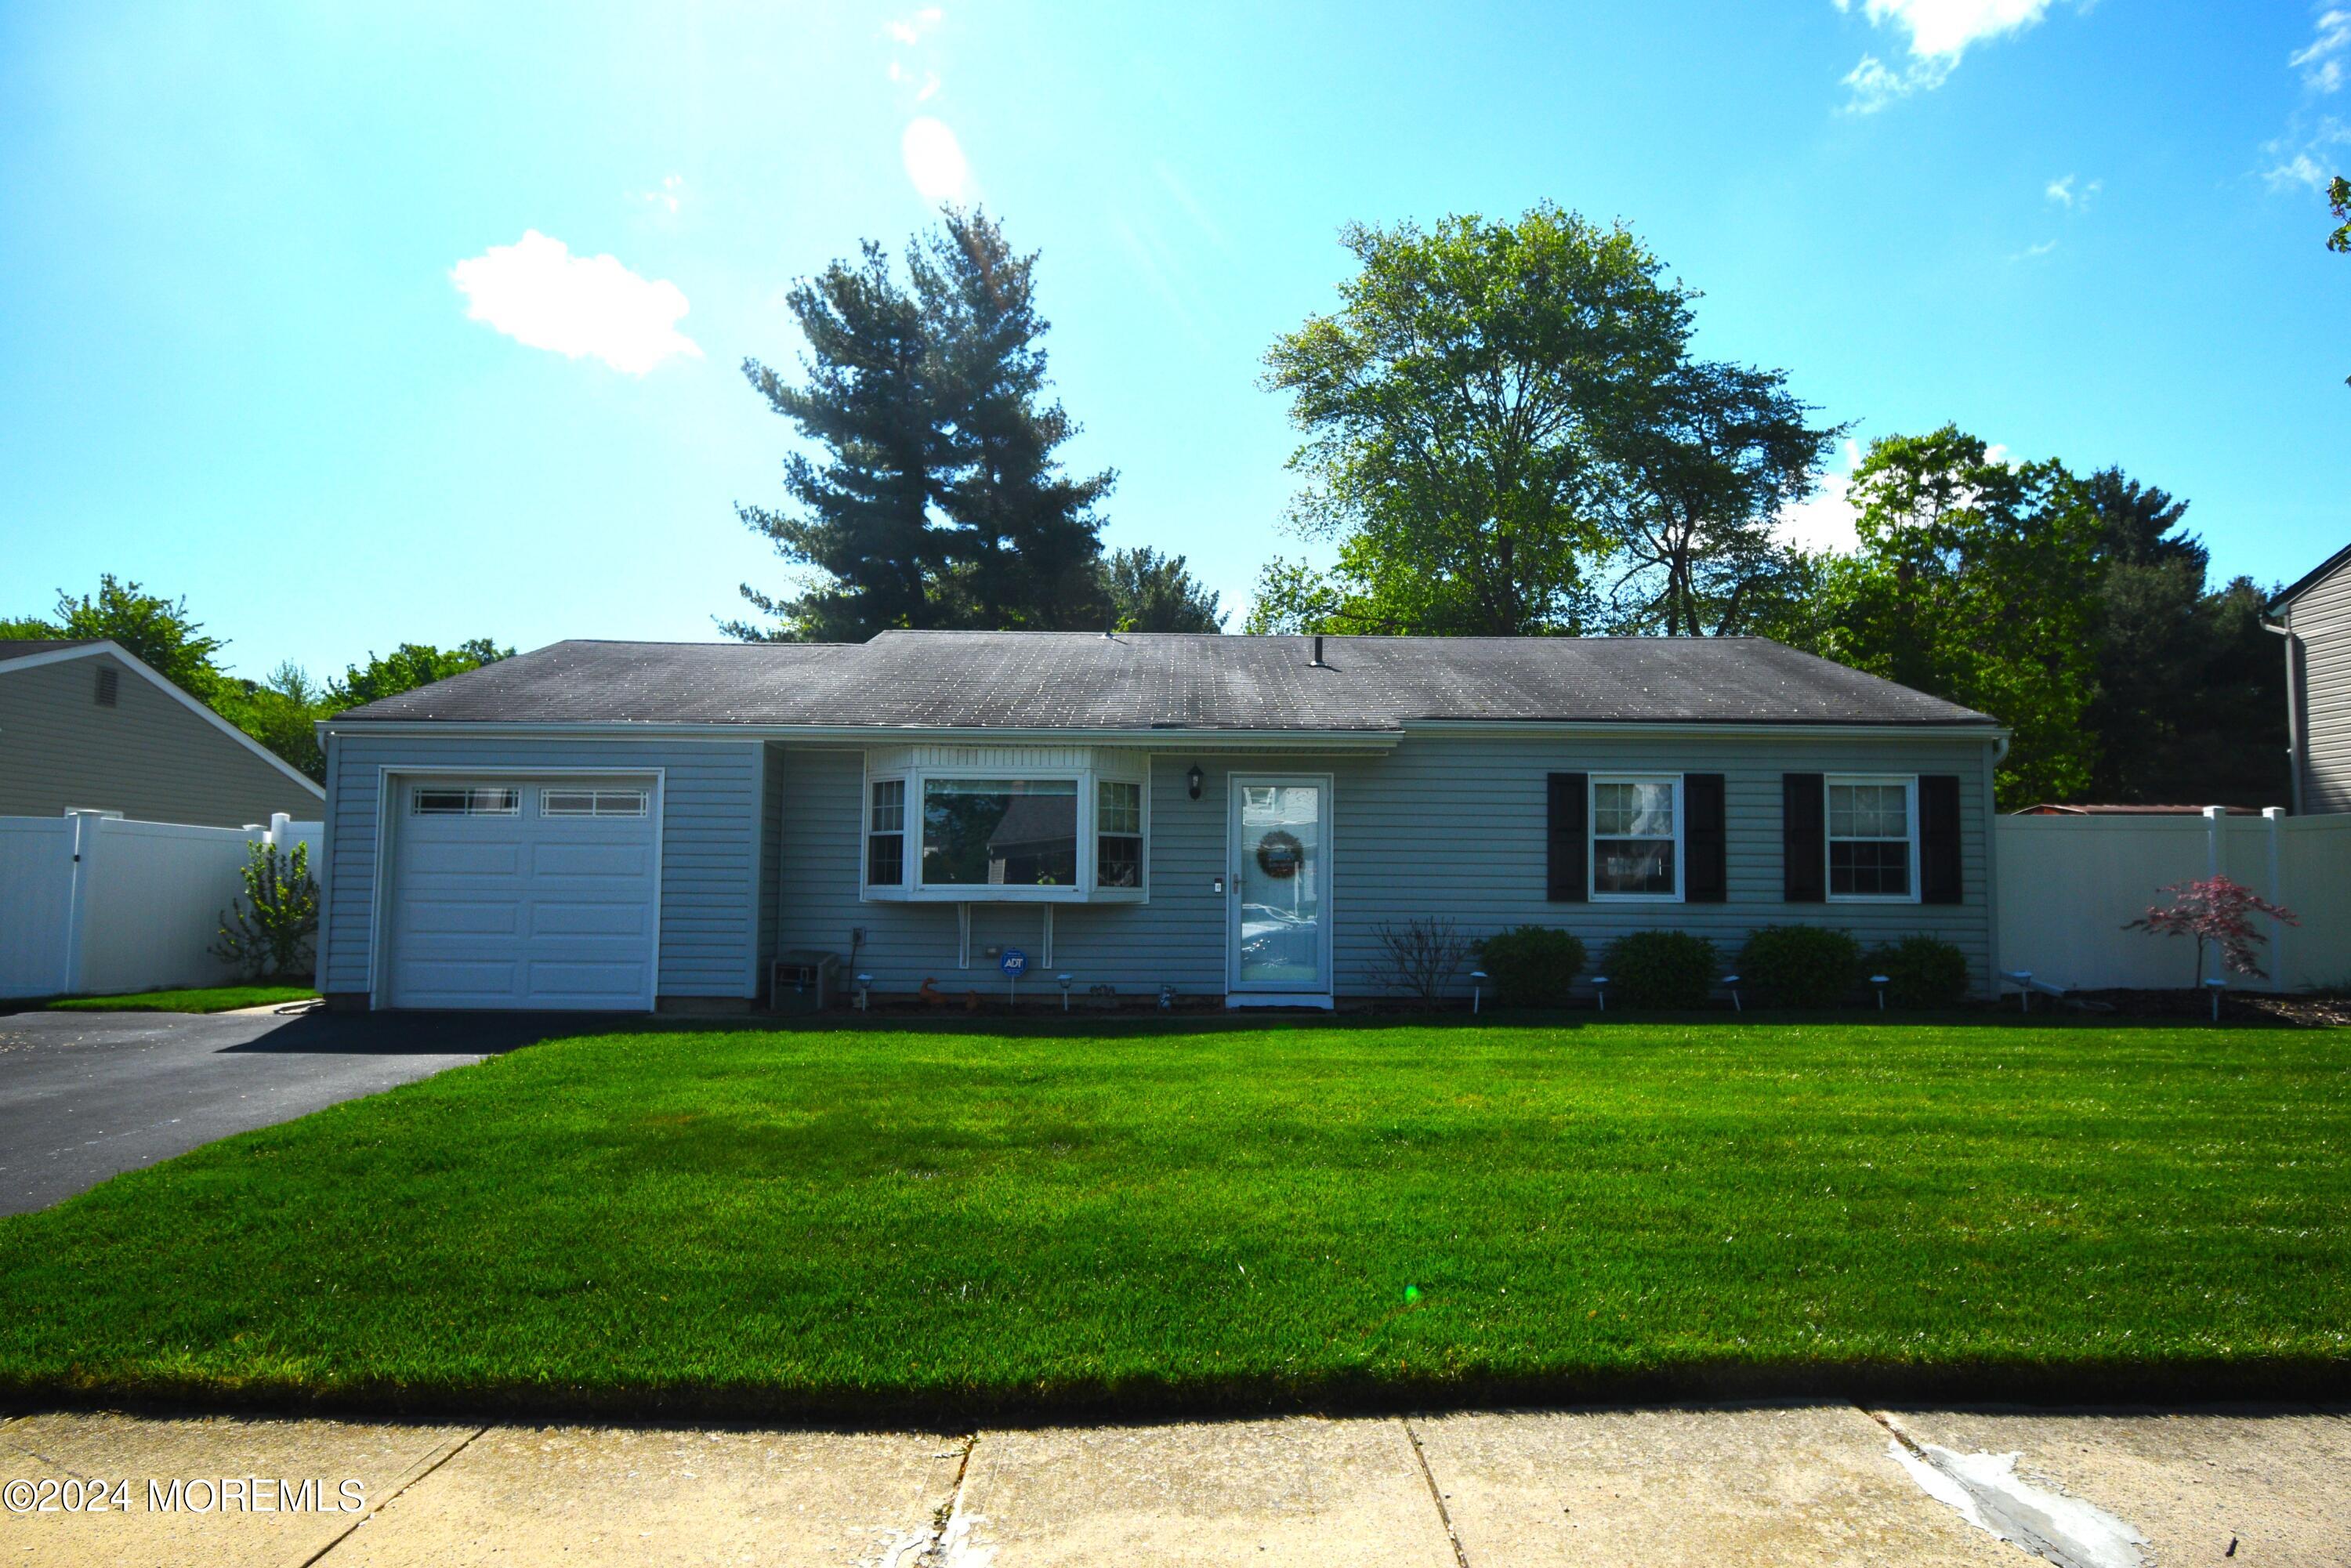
1226, 776, 1331, 997
385, 776, 660, 1010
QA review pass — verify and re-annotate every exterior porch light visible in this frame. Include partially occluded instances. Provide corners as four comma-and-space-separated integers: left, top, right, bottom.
1186, 763, 1204, 800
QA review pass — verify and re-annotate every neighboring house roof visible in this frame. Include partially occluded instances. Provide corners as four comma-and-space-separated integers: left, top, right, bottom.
0, 638, 106, 662
331, 632, 1995, 731
2013, 802, 2262, 816
0, 637, 324, 799
2269, 540, 2351, 613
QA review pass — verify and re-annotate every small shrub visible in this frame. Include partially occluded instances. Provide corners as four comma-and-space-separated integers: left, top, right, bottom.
1474, 925, 1586, 1008
1602, 930, 1716, 1010
2123, 875, 2298, 985
1866, 936, 1971, 1009
1738, 925, 1861, 1009
1371, 916, 1472, 1000
212, 840, 320, 980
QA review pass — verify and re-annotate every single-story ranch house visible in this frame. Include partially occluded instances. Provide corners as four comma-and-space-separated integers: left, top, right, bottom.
316, 632, 2006, 1012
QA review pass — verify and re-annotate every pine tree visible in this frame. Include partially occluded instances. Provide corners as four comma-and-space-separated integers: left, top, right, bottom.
916, 211, 1115, 631
726, 243, 939, 641
728, 212, 1114, 640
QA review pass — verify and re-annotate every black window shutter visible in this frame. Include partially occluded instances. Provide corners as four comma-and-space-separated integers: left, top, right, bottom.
1546, 773, 1587, 902
1919, 774, 1963, 904
1684, 773, 1726, 903
1783, 773, 1825, 902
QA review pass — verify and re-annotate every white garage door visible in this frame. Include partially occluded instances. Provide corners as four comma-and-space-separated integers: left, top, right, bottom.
386, 777, 660, 1010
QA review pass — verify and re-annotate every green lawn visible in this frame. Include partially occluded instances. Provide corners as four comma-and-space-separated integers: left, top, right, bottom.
43, 984, 318, 1014
1, 1018, 2344, 1420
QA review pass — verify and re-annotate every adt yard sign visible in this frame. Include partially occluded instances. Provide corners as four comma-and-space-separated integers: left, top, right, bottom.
999, 948, 1029, 979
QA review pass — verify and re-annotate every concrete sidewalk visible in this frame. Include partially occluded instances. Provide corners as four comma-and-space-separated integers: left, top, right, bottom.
1, 1403, 2344, 1566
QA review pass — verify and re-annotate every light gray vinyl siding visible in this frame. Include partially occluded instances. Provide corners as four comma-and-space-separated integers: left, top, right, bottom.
2284, 556, 2351, 815
756, 741, 785, 992
318, 733, 763, 1000
773, 730, 1999, 999
0, 652, 322, 827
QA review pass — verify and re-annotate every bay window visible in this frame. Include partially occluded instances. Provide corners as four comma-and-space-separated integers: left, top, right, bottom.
862, 751, 1148, 901
1592, 776, 1680, 898
1828, 776, 1917, 900
922, 778, 1078, 887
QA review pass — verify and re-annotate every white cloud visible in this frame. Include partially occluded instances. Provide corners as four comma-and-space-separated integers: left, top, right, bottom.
2266, 150, 2331, 190
450, 230, 701, 375
2293, 9, 2350, 92
1777, 439, 1865, 556
901, 116, 971, 203
2010, 237, 2059, 259
1834, 0, 2067, 110
2043, 173, 2099, 208
887, 6, 942, 45
2262, 116, 2350, 189
639, 173, 685, 215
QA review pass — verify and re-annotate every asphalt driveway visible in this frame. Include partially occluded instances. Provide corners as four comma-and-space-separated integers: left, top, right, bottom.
0, 1007, 610, 1216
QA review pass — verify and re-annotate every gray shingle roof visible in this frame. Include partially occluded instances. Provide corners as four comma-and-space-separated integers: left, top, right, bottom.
0, 638, 104, 663
331, 632, 1992, 730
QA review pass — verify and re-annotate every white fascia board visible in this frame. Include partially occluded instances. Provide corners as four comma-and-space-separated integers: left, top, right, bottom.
7, 639, 325, 798
1400, 719, 2009, 743
316, 721, 1405, 751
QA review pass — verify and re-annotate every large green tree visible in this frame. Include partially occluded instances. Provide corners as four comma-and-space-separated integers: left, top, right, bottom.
1773, 428, 2103, 806
1253, 205, 1693, 635
727, 210, 1114, 641
916, 211, 1115, 629
2079, 469, 2287, 806
1596, 359, 1843, 636
331, 640, 514, 708
3, 576, 228, 697
1100, 546, 1226, 632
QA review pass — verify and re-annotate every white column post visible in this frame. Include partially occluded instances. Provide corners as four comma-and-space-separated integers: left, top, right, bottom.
2203, 806, 2223, 881
56, 809, 106, 997
2263, 806, 2287, 993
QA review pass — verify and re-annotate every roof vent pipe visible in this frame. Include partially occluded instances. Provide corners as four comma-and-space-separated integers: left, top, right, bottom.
1310, 635, 1324, 668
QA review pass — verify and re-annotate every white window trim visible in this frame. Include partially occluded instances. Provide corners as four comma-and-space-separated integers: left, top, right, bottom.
1589, 773, 1684, 903
1824, 773, 1922, 904
860, 762, 1149, 904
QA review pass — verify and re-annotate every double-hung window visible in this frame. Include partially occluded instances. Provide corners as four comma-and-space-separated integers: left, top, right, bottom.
1592, 776, 1680, 898
1096, 780, 1143, 889
867, 778, 906, 887
1827, 776, 1917, 900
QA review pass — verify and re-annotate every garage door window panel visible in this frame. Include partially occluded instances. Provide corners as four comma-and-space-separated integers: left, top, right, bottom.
412, 787, 520, 817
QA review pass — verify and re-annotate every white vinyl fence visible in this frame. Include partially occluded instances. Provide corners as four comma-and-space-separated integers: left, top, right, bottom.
1997, 809, 2351, 994
0, 810, 322, 1000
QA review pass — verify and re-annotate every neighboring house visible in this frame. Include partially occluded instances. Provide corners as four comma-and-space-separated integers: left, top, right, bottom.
0, 639, 324, 827
315, 633, 2006, 1013
2269, 541, 2351, 816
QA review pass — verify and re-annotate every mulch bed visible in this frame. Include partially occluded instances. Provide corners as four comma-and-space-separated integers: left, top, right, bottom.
2062, 988, 2351, 1027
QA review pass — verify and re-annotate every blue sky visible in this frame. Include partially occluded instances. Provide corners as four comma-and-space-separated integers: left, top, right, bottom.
2, 1, 2346, 680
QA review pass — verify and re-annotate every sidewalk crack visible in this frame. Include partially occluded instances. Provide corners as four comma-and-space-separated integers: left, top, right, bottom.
292, 1422, 488, 1567
908, 1432, 980, 1568
1400, 1416, 1471, 1568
